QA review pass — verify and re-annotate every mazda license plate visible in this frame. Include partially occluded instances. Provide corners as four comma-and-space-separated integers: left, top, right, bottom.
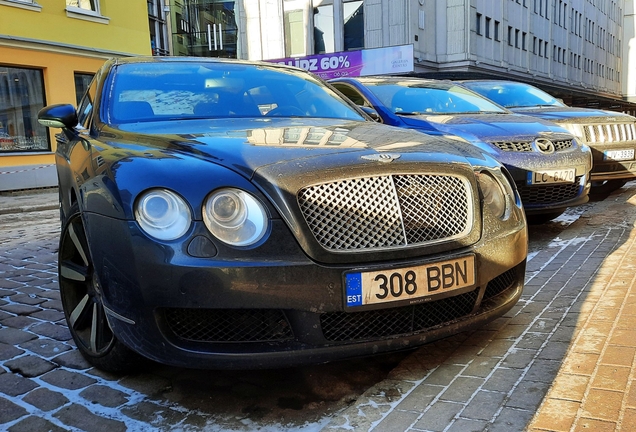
527, 168, 575, 185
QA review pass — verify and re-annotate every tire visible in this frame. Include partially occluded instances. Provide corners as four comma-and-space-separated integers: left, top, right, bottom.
589, 179, 628, 198
58, 203, 145, 373
526, 210, 565, 225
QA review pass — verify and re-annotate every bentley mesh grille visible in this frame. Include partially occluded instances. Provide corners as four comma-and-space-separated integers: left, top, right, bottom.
491, 141, 533, 152
297, 174, 472, 251
320, 288, 479, 341
583, 123, 636, 143
163, 308, 294, 342
483, 268, 517, 301
517, 177, 582, 204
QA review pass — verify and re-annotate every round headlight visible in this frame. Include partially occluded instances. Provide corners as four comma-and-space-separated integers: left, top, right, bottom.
203, 188, 268, 246
135, 189, 191, 240
477, 172, 509, 219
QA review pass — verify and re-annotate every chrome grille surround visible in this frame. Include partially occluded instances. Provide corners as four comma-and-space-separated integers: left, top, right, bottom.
583, 123, 636, 143
297, 174, 473, 252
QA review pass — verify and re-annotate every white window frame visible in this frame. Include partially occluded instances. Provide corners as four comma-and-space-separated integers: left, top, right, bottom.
65, 0, 109, 24
0, 0, 42, 12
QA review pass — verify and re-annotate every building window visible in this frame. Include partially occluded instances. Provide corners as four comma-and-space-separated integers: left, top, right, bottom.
522, 32, 527, 50
485, 17, 491, 38
344, 0, 364, 51
0, 66, 50, 153
476, 13, 482, 35
515, 29, 520, 48
66, 0, 99, 13
494, 21, 500, 41
507, 26, 513, 46
74, 73, 94, 107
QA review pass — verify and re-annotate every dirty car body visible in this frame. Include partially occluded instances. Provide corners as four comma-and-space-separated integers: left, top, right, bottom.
329, 77, 592, 220
460, 80, 636, 194
38, 57, 527, 371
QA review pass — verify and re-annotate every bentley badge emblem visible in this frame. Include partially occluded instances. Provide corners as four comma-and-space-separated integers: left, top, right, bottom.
534, 138, 555, 154
361, 153, 401, 163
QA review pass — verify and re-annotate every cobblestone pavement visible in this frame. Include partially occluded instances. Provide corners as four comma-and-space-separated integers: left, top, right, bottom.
1, 184, 636, 431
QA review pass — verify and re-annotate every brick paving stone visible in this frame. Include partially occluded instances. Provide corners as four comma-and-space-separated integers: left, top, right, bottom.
0, 304, 41, 316
529, 398, 579, 431
1, 315, 38, 329
420, 364, 464, 386
536, 341, 569, 360
0, 397, 28, 423
120, 400, 187, 426
487, 407, 534, 432
396, 384, 444, 411
52, 350, 91, 370
461, 356, 501, 378
546, 373, 590, 402
482, 367, 524, 393
39, 299, 63, 311
439, 376, 484, 403
0, 327, 37, 345
572, 417, 617, 432
18, 338, 71, 357
0, 372, 38, 396
30, 309, 65, 322
7, 416, 67, 432
54, 403, 127, 432
479, 339, 516, 358
29, 322, 71, 341
523, 359, 562, 383
562, 352, 600, 375
412, 401, 463, 432
372, 410, 419, 432
5, 354, 56, 377
41, 369, 97, 390
501, 348, 538, 369
0, 309, 13, 320
506, 380, 551, 411
580, 388, 623, 421
610, 329, 636, 347
592, 365, 631, 392
80, 385, 129, 408
22, 387, 69, 411
460, 389, 506, 421
447, 418, 489, 432
9, 293, 47, 306
515, 332, 547, 350
0, 342, 24, 360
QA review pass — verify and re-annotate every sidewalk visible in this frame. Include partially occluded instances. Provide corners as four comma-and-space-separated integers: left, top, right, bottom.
0, 188, 59, 215
323, 183, 636, 431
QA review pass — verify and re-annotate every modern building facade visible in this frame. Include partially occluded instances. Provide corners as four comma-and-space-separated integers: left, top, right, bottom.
164, 0, 635, 111
0, 0, 151, 191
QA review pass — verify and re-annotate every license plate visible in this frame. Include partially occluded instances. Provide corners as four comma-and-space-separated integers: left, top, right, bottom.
604, 149, 635, 161
527, 168, 576, 185
345, 255, 476, 308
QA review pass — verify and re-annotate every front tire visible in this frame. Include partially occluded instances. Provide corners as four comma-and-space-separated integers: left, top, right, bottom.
58, 203, 145, 373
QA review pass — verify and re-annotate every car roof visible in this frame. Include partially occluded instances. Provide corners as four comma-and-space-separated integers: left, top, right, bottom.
109, 56, 307, 74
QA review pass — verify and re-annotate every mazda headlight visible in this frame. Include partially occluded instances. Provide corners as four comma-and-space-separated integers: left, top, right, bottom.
203, 188, 268, 246
476, 172, 510, 219
135, 189, 192, 240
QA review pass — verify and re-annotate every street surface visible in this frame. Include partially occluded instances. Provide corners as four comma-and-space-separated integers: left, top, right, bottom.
0, 185, 633, 431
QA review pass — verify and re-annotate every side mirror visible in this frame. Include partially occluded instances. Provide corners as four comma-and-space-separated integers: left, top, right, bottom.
359, 106, 381, 122
38, 104, 79, 129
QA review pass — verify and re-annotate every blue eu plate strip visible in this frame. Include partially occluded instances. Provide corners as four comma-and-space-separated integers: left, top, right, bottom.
345, 273, 363, 307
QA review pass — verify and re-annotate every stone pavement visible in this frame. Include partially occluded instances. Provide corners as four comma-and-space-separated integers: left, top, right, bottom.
1, 184, 636, 431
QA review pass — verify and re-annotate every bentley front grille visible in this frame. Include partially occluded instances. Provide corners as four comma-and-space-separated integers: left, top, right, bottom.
298, 174, 473, 251
320, 288, 480, 341
518, 177, 582, 204
163, 308, 294, 343
583, 123, 636, 143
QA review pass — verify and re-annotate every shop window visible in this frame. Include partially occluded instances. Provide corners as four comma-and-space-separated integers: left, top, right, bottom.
74, 73, 94, 107
313, 0, 364, 54
344, 0, 363, 51
314, 4, 335, 53
0, 66, 50, 153
285, 10, 305, 57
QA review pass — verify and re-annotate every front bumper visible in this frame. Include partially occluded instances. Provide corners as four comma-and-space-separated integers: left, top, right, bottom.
589, 143, 636, 182
84, 213, 527, 369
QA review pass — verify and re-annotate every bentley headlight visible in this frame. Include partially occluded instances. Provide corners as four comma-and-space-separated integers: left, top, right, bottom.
135, 189, 192, 240
203, 188, 268, 246
477, 172, 509, 219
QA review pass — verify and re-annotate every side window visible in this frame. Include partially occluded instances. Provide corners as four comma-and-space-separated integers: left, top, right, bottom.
77, 77, 98, 130
332, 84, 367, 106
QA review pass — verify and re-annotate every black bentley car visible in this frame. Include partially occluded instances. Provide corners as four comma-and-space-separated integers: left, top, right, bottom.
38, 57, 527, 371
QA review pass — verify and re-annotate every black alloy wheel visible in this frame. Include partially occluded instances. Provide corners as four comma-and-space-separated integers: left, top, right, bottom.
58, 204, 144, 372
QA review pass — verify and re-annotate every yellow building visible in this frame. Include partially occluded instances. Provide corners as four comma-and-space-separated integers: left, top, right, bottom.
0, 0, 150, 191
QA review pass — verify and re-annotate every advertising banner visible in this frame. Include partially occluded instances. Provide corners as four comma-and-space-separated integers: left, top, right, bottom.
268, 44, 414, 79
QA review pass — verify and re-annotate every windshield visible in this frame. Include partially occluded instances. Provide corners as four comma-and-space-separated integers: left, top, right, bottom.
364, 82, 507, 115
463, 82, 566, 108
105, 62, 365, 124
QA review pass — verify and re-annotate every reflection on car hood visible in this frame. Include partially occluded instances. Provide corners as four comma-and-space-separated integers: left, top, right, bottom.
102, 118, 490, 178
400, 113, 571, 141
508, 106, 636, 123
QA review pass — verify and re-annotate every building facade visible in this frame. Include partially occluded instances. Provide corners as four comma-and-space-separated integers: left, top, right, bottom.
0, 0, 151, 191
164, 0, 634, 110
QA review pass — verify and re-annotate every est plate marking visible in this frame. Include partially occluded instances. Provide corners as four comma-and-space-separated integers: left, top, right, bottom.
345, 255, 475, 308
604, 149, 635, 161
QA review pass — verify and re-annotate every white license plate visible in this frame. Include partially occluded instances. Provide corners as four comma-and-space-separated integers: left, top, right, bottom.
345, 255, 476, 308
604, 149, 635, 161
527, 168, 576, 185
